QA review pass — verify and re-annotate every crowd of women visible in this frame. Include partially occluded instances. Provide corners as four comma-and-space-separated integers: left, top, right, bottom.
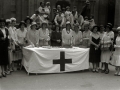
0, 1, 120, 78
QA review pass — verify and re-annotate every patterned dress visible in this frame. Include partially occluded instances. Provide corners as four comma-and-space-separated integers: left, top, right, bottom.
101, 31, 114, 63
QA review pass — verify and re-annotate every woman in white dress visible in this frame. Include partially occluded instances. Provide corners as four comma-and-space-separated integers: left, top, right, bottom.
27, 22, 39, 47
111, 27, 120, 76
98, 25, 106, 72
38, 22, 50, 46
101, 23, 114, 74
72, 23, 82, 46
16, 21, 27, 69
62, 21, 73, 47
8, 18, 18, 71
82, 24, 91, 47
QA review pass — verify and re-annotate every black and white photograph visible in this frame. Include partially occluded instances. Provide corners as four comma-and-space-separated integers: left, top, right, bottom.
0, 0, 120, 90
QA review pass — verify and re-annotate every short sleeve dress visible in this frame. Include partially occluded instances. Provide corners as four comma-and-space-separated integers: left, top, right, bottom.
101, 31, 114, 63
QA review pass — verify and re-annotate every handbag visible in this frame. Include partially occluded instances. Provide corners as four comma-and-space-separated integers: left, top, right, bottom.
101, 41, 110, 51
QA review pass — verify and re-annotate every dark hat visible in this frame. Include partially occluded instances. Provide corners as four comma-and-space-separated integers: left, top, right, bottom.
106, 23, 112, 28
106, 23, 113, 30
0, 18, 6, 23
91, 25, 99, 32
18, 21, 26, 28
24, 16, 32, 24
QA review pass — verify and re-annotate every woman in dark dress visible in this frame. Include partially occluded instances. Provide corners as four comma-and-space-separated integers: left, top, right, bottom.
0, 18, 9, 78
89, 25, 101, 72
51, 25, 62, 46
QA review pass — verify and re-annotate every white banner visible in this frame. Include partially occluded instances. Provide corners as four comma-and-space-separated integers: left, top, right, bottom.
22, 47, 89, 74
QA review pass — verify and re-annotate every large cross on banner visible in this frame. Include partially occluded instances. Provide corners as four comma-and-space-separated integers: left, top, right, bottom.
53, 51, 72, 71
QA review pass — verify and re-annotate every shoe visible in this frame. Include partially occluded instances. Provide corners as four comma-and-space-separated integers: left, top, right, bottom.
114, 72, 118, 76
2, 72, 6, 77
92, 69, 95, 73
105, 69, 109, 74
5, 71, 10, 75
101, 70, 105, 73
95, 69, 99, 73
117, 72, 120, 76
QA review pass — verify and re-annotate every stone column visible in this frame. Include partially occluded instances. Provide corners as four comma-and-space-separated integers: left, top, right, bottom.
114, 0, 120, 28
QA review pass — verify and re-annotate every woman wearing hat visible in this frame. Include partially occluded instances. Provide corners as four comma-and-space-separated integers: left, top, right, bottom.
89, 25, 101, 72
101, 23, 114, 74
72, 23, 82, 46
24, 16, 32, 31
38, 22, 50, 46
9, 17, 18, 72
51, 25, 62, 46
62, 21, 73, 47
0, 18, 9, 77
111, 27, 120, 76
27, 22, 39, 47
16, 21, 27, 69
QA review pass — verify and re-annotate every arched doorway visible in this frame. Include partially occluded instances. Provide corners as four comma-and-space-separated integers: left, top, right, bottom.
56, 0, 70, 9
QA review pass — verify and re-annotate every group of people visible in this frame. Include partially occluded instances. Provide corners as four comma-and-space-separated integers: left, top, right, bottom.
0, 1, 120, 78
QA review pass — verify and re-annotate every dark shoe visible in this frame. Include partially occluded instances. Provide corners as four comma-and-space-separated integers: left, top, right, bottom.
92, 69, 95, 73
0, 75, 2, 78
101, 70, 106, 73
105, 69, 109, 74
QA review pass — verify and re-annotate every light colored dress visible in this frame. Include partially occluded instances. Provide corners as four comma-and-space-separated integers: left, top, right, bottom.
27, 29, 39, 46
82, 30, 91, 47
8, 26, 18, 62
17, 28, 27, 46
111, 36, 120, 66
62, 28, 73, 46
101, 31, 114, 63
16, 28, 27, 60
39, 28, 50, 46
72, 31, 82, 46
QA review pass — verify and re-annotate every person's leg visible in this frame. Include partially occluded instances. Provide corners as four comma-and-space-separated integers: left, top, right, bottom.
1, 65, 6, 77
0, 66, 2, 78
105, 63, 109, 74
92, 63, 95, 72
117, 67, 120, 76
115, 66, 118, 75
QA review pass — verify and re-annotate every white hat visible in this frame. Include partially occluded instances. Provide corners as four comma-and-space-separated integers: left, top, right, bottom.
66, 21, 71, 25
6, 19, 11, 23
10, 17, 16, 22
117, 27, 120, 31
31, 22, 37, 28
